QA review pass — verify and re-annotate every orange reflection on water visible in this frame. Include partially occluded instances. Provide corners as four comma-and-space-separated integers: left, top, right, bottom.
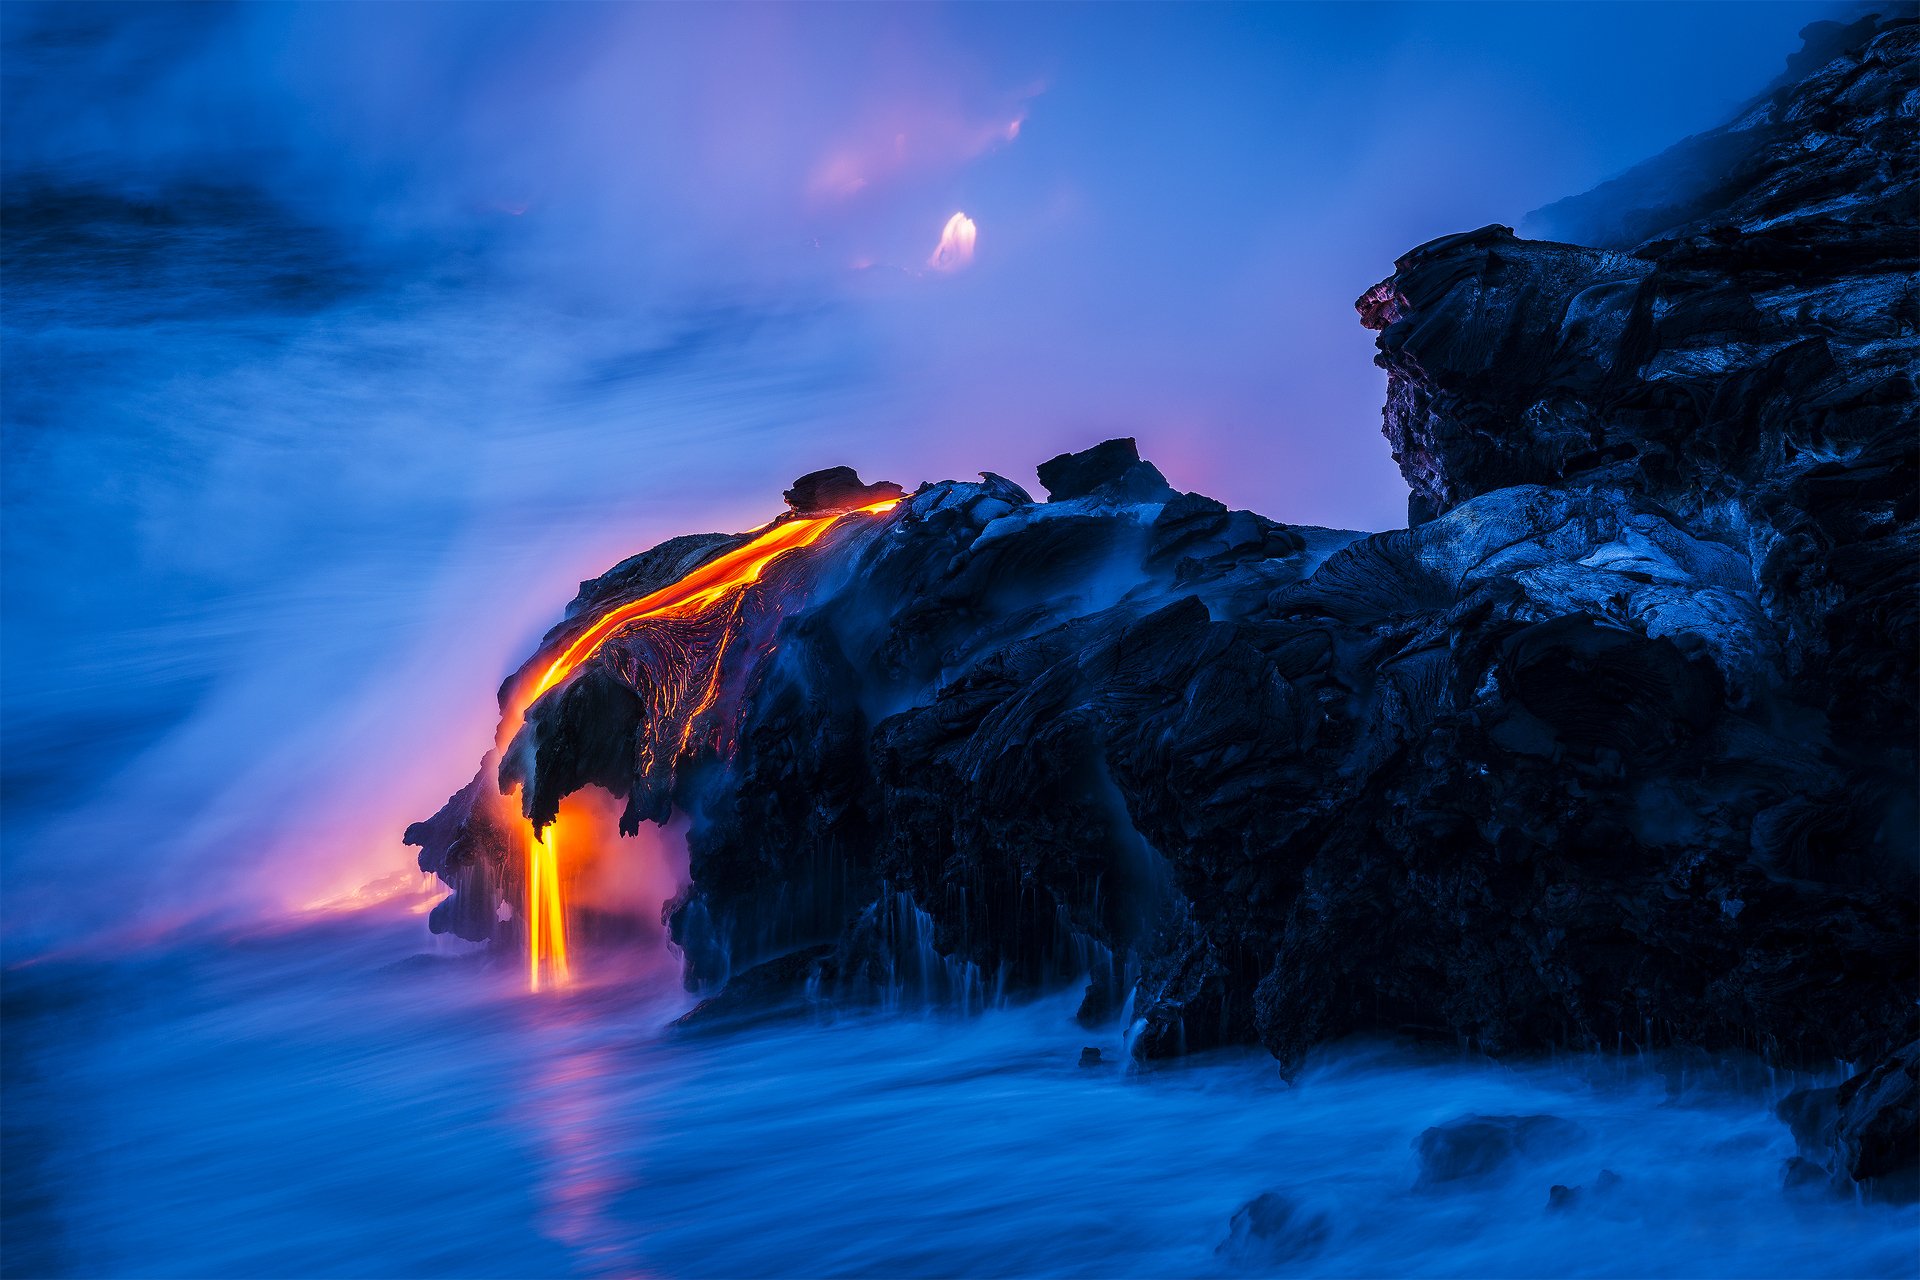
521, 1031, 657, 1276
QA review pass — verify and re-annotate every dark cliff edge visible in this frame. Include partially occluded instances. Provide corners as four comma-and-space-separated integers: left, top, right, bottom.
411, 18, 1918, 1200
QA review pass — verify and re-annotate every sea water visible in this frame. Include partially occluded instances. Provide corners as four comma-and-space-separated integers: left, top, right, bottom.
6, 911, 1915, 1279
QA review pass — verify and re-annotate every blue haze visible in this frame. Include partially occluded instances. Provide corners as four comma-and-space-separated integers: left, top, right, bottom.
9, 8, 1916, 1278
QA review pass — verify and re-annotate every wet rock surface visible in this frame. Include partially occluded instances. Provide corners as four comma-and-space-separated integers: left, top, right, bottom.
1414, 1114, 1583, 1188
669, 944, 832, 1033
1546, 1168, 1623, 1211
1216, 1191, 1331, 1265
409, 17, 1917, 1200
1777, 1037, 1920, 1202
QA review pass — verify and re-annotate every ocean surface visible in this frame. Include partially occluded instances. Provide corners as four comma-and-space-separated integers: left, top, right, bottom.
7, 910, 1915, 1279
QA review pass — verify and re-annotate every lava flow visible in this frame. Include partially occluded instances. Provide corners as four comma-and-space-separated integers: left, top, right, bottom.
498, 497, 900, 991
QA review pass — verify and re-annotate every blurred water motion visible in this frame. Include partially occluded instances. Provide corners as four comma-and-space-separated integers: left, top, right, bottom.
6, 915, 1915, 1278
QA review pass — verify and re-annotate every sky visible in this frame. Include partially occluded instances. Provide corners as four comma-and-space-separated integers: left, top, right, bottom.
1, 1, 1847, 949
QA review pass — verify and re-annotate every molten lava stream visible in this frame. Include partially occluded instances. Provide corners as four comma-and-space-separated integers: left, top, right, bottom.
510, 498, 899, 992
527, 823, 571, 992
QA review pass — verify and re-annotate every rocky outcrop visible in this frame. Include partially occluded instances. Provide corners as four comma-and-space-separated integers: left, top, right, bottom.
1359, 16, 1918, 791
1413, 1114, 1583, 1188
409, 16, 1917, 1200
1778, 1038, 1920, 1203
783, 466, 905, 515
1035, 436, 1175, 503
1216, 1192, 1330, 1265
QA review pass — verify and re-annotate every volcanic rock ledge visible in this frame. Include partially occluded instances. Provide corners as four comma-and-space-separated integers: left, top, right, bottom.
411, 16, 1917, 1199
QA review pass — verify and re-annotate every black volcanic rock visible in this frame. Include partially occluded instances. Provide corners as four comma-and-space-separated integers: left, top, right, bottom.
1036, 437, 1176, 503
1776, 1038, 1920, 1202
1357, 17, 1918, 793
1216, 1192, 1330, 1265
1530, 14, 1917, 251
403, 770, 515, 940
1833, 1040, 1920, 1201
669, 944, 831, 1032
409, 16, 1917, 1203
1414, 1115, 1582, 1188
783, 466, 904, 514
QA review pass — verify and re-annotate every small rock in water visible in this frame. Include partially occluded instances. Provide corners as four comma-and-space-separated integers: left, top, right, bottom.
1077, 1046, 1104, 1068
1215, 1191, 1330, 1264
1547, 1169, 1623, 1211
1776, 1085, 1840, 1151
1782, 1156, 1838, 1195
669, 945, 832, 1031
1414, 1114, 1584, 1188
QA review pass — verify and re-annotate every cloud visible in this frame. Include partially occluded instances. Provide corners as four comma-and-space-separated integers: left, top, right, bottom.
805, 94, 1034, 205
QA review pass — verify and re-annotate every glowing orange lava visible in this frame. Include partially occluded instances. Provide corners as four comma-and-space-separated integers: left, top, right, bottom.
509, 497, 899, 990
526, 823, 571, 992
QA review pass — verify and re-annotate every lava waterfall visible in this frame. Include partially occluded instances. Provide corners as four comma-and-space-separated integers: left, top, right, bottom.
405, 467, 903, 986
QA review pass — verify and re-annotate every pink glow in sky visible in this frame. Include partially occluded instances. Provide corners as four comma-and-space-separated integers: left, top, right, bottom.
807, 99, 1033, 203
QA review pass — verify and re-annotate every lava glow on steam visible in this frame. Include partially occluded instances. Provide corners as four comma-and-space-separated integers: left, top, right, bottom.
501, 497, 900, 991
927, 212, 977, 272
